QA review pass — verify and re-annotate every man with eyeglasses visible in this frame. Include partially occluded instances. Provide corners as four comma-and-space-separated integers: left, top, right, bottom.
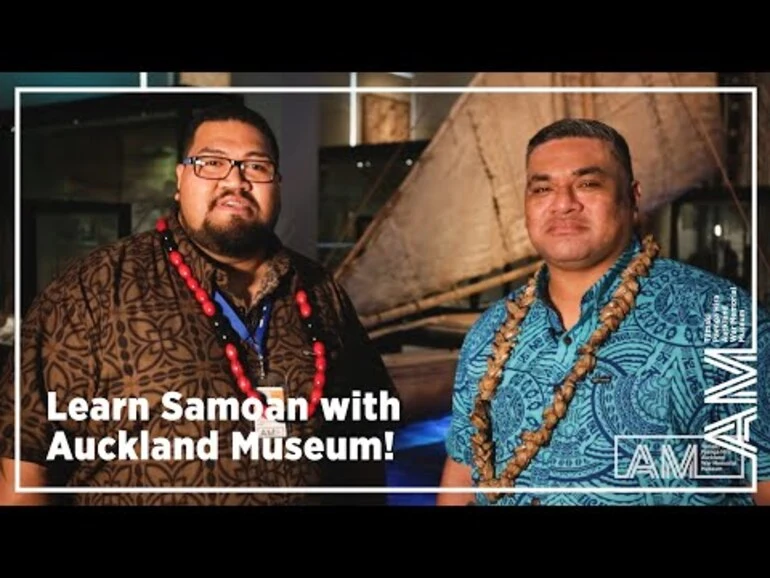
0, 101, 399, 506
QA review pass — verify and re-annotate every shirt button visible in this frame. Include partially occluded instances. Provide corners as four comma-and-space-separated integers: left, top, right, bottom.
563, 335, 572, 345
531, 497, 541, 505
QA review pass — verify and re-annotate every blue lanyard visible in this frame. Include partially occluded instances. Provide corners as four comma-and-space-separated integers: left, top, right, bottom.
213, 290, 273, 378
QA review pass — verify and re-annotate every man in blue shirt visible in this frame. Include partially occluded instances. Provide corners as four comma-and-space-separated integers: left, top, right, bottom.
439, 118, 770, 505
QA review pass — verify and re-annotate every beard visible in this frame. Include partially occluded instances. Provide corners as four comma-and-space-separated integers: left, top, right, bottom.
187, 214, 277, 260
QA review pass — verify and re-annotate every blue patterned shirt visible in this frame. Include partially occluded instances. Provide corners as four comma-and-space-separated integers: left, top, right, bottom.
446, 237, 770, 505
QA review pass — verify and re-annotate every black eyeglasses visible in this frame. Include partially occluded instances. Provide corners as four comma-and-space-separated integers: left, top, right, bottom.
182, 155, 280, 183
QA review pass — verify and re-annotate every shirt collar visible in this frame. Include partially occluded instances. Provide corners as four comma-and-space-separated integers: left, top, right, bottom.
535, 235, 642, 319
584, 235, 641, 310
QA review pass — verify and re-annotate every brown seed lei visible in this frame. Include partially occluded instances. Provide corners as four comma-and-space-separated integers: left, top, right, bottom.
469, 235, 660, 503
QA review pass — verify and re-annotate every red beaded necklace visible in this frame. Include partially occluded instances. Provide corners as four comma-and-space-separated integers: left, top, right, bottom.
155, 217, 327, 418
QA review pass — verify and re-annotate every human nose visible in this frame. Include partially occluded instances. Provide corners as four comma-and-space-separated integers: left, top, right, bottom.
549, 182, 581, 213
220, 161, 250, 188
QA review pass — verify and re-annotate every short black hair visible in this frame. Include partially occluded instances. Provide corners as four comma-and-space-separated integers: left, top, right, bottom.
181, 101, 280, 167
526, 118, 634, 183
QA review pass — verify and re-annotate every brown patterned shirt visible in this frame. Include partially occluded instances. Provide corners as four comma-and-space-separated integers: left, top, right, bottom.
0, 213, 399, 505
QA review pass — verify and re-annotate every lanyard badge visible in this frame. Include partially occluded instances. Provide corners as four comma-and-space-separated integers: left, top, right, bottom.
213, 290, 287, 437
214, 290, 273, 379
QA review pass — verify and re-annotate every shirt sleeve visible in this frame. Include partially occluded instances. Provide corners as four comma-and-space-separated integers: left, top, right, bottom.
753, 312, 770, 481
330, 279, 400, 430
445, 300, 507, 468
708, 296, 770, 485
313, 279, 399, 501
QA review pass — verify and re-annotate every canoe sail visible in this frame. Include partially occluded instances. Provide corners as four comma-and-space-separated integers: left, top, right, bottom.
335, 72, 726, 327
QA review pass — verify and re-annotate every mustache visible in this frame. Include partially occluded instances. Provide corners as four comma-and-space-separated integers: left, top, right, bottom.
207, 190, 256, 211
545, 218, 588, 226
544, 219, 589, 232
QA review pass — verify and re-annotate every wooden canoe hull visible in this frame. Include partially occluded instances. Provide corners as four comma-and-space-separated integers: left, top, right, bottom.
382, 349, 459, 424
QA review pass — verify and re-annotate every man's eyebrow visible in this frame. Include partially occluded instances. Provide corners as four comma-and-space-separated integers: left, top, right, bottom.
527, 173, 551, 185
240, 150, 273, 159
526, 166, 609, 185
573, 165, 608, 177
195, 147, 228, 156
193, 147, 273, 159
